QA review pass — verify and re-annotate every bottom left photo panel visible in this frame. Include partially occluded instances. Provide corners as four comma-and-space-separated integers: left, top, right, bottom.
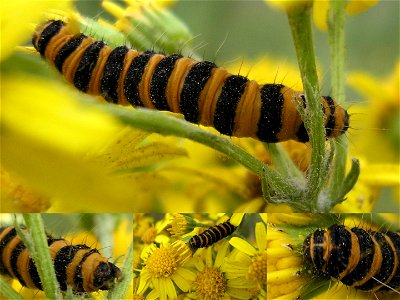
0, 213, 133, 300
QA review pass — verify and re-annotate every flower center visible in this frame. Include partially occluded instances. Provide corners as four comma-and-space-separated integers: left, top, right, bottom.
194, 266, 227, 300
248, 251, 267, 286
146, 247, 178, 277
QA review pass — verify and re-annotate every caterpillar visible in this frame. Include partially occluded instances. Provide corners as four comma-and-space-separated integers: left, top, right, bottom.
188, 220, 236, 249
303, 224, 400, 293
32, 20, 349, 143
0, 225, 122, 293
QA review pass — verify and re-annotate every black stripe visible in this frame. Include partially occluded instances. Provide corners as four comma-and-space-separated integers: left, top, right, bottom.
35, 20, 64, 56
189, 235, 201, 249
209, 227, 222, 241
101, 46, 129, 103
342, 110, 350, 134
73, 41, 106, 92
384, 232, 400, 290
227, 222, 236, 233
312, 229, 326, 271
359, 231, 395, 291
54, 34, 86, 73
296, 123, 309, 142
10, 241, 27, 287
341, 227, 374, 286
74, 248, 99, 292
54, 244, 90, 291
326, 225, 351, 278
204, 231, 215, 244
28, 259, 42, 290
214, 75, 249, 136
0, 227, 17, 276
180, 61, 216, 123
256, 84, 284, 142
324, 96, 336, 138
149, 54, 182, 110
296, 95, 309, 142
303, 234, 313, 266
124, 51, 155, 107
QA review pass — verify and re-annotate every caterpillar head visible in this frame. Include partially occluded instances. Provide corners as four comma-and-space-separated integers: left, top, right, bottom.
93, 261, 123, 290
295, 93, 349, 141
322, 96, 350, 139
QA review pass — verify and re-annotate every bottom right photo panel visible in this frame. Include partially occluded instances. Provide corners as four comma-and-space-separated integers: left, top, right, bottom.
267, 213, 400, 300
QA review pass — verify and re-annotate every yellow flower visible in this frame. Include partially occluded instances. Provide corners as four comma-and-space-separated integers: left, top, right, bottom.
168, 213, 198, 237
137, 240, 195, 300
224, 222, 268, 299
1, 75, 148, 211
313, 0, 380, 31
1, 0, 73, 61
347, 62, 399, 164
265, 0, 313, 12
102, 0, 191, 54
187, 241, 251, 300
344, 62, 400, 211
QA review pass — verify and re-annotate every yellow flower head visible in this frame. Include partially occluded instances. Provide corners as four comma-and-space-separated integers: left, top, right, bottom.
168, 213, 198, 237
137, 240, 195, 299
188, 241, 251, 299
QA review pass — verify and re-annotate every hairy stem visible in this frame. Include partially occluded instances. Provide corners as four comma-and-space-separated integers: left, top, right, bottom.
327, 0, 350, 202
287, 5, 326, 209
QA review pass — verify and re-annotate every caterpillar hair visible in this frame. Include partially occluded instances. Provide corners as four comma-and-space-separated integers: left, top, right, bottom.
0, 225, 123, 293
32, 20, 349, 143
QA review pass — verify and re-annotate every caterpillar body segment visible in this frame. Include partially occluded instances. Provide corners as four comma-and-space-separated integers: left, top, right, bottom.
32, 20, 349, 143
188, 220, 237, 249
0, 225, 122, 292
303, 224, 400, 293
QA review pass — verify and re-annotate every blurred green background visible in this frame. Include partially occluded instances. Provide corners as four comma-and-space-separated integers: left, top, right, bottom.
76, 0, 399, 79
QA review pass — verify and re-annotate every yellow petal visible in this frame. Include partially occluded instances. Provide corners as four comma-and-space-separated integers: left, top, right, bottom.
267, 267, 300, 284
230, 213, 244, 226
1, 0, 73, 61
346, 0, 379, 16
1, 76, 145, 211
313, 0, 329, 31
229, 237, 257, 256
255, 222, 267, 251
266, 0, 313, 12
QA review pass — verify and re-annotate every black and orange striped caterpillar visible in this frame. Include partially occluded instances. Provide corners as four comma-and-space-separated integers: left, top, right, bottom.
0, 225, 122, 293
32, 20, 349, 143
188, 220, 237, 249
303, 224, 400, 293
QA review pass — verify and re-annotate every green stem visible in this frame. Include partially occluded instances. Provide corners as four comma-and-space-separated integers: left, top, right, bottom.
287, 5, 326, 209
22, 214, 62, 300
333, 158, 360, 204
265, 143, 304, 179
107, 240, 134, 299
327, 0, 349, 201
99, 105, 302, 200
